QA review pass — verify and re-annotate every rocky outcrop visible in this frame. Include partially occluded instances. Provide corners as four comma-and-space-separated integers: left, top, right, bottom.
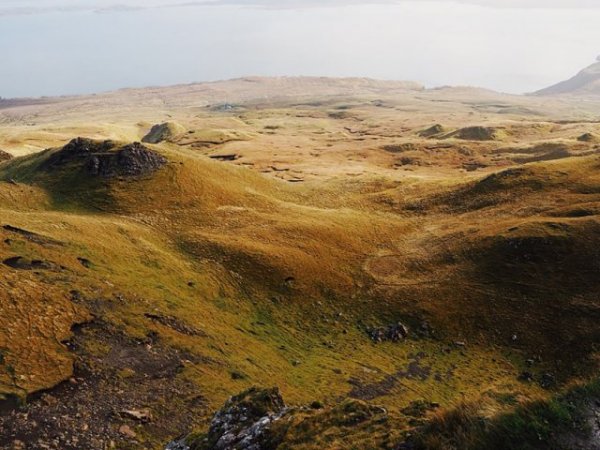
578, 132, 600, 143
0, 149, 12, 162
87, 142, 166, 177
189, 387, 287, 450
3, 256, 60, 271
418, 124, 447, 138
43, 138, 166, 177
142, 122, 185, 144
166, 387, 395, 450
451, 126, 506, 141
43, 138, 114, 168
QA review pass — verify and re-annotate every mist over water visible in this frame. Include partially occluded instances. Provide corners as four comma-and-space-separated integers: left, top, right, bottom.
1, 1, 600, 98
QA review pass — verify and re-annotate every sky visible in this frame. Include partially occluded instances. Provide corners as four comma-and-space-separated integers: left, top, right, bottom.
1, 0, 599, 98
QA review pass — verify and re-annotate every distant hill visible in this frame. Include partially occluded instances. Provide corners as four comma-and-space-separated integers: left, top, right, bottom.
535, 57, 600, 96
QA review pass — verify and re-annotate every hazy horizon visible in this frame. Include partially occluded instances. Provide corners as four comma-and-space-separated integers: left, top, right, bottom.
2, 0, 600, 98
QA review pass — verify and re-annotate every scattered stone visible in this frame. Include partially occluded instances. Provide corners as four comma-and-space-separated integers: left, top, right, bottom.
231, 371, 247, 380
368, 322, 409, 343
540, 373, 556, 389
77, 257, 92, 268
40, 394, 58, 407
416, 321, 434, 338
518, 371, 535, 382
401, 400, 440, 418
121, 408, 153, 423
118, 424, 137, 439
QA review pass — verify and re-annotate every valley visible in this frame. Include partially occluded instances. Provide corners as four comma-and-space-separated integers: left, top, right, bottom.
0, 76, 599, 449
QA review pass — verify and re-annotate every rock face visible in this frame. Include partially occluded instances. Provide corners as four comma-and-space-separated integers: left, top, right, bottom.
43, 138, 167, 177
142, 122, 185, 144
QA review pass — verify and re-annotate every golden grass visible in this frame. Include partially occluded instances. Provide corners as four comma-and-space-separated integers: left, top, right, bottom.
1, 84, 600, 447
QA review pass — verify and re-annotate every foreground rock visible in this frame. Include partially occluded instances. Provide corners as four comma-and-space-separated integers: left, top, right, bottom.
193, 387, 287, 450
167, 387, 399, 450
43, 138, 167, 177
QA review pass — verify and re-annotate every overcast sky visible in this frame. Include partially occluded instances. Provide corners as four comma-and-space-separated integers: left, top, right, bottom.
1, 0, 599, 97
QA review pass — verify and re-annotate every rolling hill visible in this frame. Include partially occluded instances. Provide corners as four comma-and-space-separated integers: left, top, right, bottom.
0, 79, 599, 449
535, 57, 600, 96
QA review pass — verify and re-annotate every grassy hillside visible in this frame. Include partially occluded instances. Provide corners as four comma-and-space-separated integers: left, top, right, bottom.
0, 86, 599, 449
